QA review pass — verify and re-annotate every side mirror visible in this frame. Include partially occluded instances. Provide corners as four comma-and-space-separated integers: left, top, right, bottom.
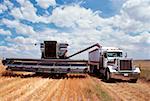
104, 53, 107, 58
125, 52, 127, 58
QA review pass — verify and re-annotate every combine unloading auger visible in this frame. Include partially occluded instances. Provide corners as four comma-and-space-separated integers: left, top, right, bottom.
67, 43, 101, 59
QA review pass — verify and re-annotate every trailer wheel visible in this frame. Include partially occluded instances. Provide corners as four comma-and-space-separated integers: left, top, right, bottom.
93, 67, 98, 75
129, 79, 138, 83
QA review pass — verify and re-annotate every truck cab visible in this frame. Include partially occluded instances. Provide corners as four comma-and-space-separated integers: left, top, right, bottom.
102, 47, 123, 67
89, 47, 141, 83
102, 47, 140, 82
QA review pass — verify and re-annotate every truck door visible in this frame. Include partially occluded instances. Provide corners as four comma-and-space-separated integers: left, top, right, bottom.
103, 53, 108, 68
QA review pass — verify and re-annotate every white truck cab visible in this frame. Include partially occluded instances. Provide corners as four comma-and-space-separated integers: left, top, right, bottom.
102, 47, 140, 82
102, 47, 123, 68
89, 46, 141, 83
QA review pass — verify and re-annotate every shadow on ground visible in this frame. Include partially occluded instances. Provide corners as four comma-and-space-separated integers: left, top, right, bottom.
1, 71, 87, 79
1, 71, 139, 83
89, 73, 133, 83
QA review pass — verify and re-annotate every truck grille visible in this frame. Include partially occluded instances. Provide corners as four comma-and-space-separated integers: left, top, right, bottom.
120, 60, 132, 70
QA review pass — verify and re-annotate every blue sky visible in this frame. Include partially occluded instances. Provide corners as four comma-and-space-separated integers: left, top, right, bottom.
0, 0, 150, 59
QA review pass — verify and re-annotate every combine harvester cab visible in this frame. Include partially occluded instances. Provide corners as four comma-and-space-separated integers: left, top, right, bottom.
89, 47, 141, 83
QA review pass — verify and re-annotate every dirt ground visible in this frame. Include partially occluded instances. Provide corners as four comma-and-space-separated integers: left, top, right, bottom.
133, 60, 150, 81
0, 61, 150, 101
94, 78, 150, 101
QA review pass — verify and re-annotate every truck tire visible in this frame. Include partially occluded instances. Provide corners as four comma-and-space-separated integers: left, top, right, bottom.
93, 67, 98, 75
129, 79, 138, 83
105, 69, 111, 82
89, 65, 93, 73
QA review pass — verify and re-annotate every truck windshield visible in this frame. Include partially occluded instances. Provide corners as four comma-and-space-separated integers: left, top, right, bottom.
107, 52, 122, 57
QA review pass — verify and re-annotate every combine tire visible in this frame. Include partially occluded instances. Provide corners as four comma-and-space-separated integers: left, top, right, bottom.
35, 72, 43, 75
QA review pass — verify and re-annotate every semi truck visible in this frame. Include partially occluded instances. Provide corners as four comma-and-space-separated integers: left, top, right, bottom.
2, 41, 140, 82
89, 47, 140, 82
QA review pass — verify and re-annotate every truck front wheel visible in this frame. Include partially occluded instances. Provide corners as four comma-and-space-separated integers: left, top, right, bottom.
105, 69, 111, 82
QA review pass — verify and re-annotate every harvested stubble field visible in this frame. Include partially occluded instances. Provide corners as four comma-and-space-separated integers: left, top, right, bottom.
133, 60, 150, 81
0, 60, 150, 101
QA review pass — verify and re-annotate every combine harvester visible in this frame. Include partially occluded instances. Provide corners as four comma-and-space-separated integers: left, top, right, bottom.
2, 41, 140, 82
2, 41, 100, 74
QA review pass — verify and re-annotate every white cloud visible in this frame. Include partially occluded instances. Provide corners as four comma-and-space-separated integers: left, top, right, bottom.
0, 0, 14, 13
0, 46, 19, 58
50, 5, 103, 29
122, 0, 150, 22
0, 4, 7, 13
1, 36, 40, 58
0, 45, 40, 58
0, 28, 11, 35
11, 0, 49, 23
128, 32, 150, 44
108, 0, 150, 33
37, 0, 56, 9
1, 19, 36, 36
0, 0, 150, 59
49, 2, 150, 59
6, 36, 38, 45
